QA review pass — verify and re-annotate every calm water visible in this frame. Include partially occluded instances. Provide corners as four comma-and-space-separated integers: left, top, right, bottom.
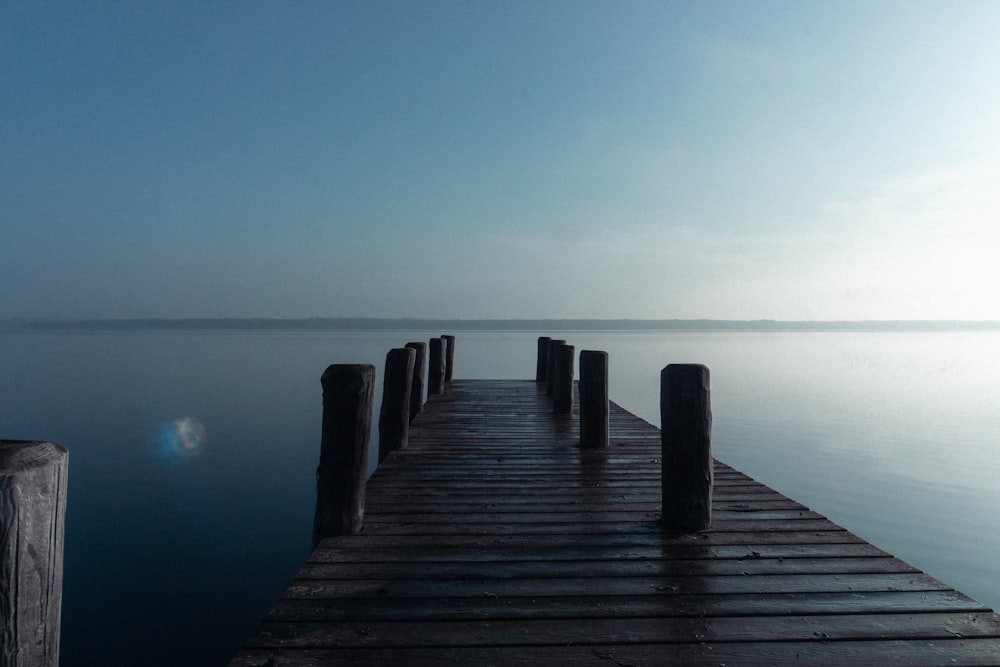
2, 327, 999, 665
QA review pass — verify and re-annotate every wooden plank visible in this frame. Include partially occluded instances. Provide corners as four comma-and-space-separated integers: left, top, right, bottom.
281, 572, 949, 599
312, 530, 866, 549
307, 542, 894, 564
234, 640, 1000, 667
362, 499, 808, 513
231, 379, 1000, 665
296, 556, 918, 580
245, 612, 1000, 649
361, 509, 826, 522
261, 590, 991, 623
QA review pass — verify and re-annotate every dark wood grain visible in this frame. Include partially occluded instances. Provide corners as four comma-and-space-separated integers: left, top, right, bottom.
403, 342, 426, 420
312, 365, 373, 544
579, 349, 609, 448
376, 347, 414, 463
0, 440, 68, 667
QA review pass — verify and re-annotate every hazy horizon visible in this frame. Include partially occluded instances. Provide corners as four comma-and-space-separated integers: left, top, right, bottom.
4, 3, 1000, 321
11, 315, 1000, 333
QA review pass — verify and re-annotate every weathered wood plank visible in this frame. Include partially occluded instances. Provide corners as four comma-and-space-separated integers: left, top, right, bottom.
246, 612, 1000, 649
361, 509, 826, 522
307, 542, 894, 564
281, 572, 949, 599
261, 590, 991, 623
313, 530, 867, 549
233, 639, 1000, 667
363, 499, 808, 514
349, 519, 845, 536
297, 556, 917, 580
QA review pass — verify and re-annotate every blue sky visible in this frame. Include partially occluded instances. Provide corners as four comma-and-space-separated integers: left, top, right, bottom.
4, 1, 999, 320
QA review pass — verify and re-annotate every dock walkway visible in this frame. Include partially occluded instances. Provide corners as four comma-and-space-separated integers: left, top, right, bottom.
232, 379, 1000, 665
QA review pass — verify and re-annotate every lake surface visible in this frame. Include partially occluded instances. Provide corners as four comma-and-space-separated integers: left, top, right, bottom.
2, 326, 999, 665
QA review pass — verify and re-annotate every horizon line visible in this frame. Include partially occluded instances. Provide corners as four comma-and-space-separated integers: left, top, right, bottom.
11, 316, 1000, 333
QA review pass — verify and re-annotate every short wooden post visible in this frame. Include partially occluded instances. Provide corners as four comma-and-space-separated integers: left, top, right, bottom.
404, 341, 427, 421
428, 337, 447, 395
1, 440, 68, 667
313, 364, 374, 545
378, 347, 415, 464
553, 343, 575, 414
442, 335, 456, 382
579, 350, 609, 447
660, 364, 713, 531
545, 339, 566, 395
535, 336, 551, 383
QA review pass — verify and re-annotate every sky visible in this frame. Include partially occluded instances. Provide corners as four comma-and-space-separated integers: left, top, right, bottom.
3, 1, 1000, 321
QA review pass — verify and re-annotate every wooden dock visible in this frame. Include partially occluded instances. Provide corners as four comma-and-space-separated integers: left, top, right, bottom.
232, 379, 1000, 666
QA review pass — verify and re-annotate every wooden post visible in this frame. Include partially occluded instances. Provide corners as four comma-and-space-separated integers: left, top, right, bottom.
404, 341, 426, 421
378, 347, 415, 464
553, 343, 575, 414
545, 339, 566, 395
535, 336, 551, 383
428, 337, 446, 395
442, 335, 456, 382
1, 440, 68, 667
660, 364, 712, 531
579, 350, 609, 448
313, 364, 374, 545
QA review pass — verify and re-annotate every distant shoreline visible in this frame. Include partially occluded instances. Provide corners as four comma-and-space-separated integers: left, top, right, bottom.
13, 317, 1000, 333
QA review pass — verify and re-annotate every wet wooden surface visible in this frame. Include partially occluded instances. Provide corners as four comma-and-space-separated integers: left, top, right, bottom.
232, 380, 1000, 665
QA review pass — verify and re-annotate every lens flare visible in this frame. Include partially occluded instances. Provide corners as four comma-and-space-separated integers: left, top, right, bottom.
151, 417, 206, 463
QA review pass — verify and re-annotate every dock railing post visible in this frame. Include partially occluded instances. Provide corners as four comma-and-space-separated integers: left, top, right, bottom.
428, 337, 447, 395
536, 336, 551, 383
313, 364, 374, 545
553, 343, 575, 414
660, 364, 713, 531
442, 335, 456, 382
1, 440, 68, 667
404, 341, 427, 421
579, 350, 609, 447
546, 339, 566, 395
378, 347, 415, 464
